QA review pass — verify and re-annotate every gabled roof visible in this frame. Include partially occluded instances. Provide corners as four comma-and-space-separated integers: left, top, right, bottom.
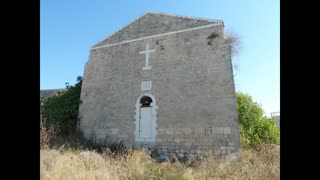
91, 12, 223, 49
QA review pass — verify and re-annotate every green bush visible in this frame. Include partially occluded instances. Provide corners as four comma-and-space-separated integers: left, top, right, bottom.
236, 92, 280, 147
41, 76, 82, 135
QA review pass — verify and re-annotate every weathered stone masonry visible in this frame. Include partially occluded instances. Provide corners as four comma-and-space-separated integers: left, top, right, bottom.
79, 12, 241, 160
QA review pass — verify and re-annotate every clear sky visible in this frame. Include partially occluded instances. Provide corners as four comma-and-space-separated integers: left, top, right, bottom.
40, 0, 279, 117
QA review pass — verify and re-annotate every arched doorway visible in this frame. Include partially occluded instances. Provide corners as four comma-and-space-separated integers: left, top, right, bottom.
134, 93, 158, 142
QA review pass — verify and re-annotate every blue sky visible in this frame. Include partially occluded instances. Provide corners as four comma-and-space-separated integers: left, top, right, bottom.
40, 0, 279, 116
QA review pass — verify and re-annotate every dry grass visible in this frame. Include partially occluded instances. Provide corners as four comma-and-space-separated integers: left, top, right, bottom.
40, 145, 279, 180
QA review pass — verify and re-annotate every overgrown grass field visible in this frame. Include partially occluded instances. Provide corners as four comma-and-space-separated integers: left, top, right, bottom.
40, 87, 280, 179
40, 144, 279, 180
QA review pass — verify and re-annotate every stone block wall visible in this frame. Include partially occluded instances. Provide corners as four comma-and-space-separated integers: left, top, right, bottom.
79, 16, 241, 160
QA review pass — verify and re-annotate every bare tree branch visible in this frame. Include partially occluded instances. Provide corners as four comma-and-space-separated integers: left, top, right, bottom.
225, 29, 241, 58
224, 29, 241, 75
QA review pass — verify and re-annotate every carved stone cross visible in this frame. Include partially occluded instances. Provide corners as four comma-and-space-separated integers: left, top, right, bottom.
139, 44, 155, 70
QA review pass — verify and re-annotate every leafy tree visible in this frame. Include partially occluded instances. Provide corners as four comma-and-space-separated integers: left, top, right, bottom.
41, 76, 83, 135
236, 92, 280, 147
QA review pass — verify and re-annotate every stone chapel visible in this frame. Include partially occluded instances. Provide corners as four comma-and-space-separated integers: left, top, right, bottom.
78, 12, 241, 158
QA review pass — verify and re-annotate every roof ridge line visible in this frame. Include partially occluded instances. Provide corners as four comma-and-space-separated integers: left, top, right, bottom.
91, 23, 222, 50
90, 12, 149, 49
90, 12, 223, 49
146, 12, 223, 23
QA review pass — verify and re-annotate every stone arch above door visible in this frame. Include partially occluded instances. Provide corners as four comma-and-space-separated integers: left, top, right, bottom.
134, 93, 158, 142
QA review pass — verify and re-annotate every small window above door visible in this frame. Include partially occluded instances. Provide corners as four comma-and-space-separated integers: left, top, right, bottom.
140, 96, 153, 107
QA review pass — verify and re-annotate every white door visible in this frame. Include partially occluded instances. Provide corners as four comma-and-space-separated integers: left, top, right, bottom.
139, 107, 153, 140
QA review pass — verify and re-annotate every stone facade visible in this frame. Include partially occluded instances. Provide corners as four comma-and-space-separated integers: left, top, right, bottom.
79, 12, 241, 160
